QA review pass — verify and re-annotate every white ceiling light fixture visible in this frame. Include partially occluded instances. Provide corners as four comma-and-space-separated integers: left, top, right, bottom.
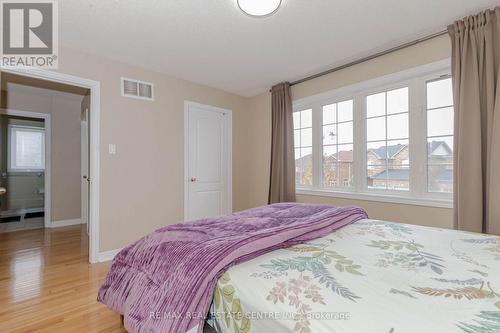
237, 0, 282, 17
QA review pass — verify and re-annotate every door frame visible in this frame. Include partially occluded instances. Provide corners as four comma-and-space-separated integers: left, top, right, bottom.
183, 101, 232, 221
0, 108, 51, 228
1, 65, 101, 263
81, 107, 89, 233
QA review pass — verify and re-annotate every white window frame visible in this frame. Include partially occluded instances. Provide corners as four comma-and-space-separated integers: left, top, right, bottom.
293, 59, 453, 209
8, 124, 46, 172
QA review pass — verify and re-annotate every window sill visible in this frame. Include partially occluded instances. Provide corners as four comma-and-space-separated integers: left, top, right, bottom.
296, 188, 453, 209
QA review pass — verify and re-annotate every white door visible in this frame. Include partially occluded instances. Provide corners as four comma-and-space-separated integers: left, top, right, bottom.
81, 109, 89, 234
185, 102, 231, 221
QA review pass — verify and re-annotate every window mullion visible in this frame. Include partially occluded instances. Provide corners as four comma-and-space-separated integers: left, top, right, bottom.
312, 103, 323, 189
409, 78, 426, 197
353, 93, 365, 193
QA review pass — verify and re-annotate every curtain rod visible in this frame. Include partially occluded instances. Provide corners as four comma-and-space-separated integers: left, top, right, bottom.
270, 29, 449, 91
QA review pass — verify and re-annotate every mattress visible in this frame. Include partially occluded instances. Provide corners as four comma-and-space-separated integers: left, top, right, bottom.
207, 219, 500, 333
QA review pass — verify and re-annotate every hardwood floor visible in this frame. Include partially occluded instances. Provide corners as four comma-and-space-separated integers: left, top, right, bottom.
0, 225, 125, 333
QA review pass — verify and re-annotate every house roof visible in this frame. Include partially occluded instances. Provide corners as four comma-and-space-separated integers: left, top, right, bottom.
370, 169, 409, 180
297, 150, 353, 164
368, 141, 452, 161
369, 144, 406, 160
435, 169, 453, 182
334, 150, 353, 162
428, 141, 453, 156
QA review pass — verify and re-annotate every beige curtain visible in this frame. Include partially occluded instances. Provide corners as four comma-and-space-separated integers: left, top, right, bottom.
268, 82, 296, 204
448, 7, 500, 235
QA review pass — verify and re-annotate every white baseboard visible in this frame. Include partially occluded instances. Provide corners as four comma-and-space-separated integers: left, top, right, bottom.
49, 218, 84, 228
97, 248, 122, 262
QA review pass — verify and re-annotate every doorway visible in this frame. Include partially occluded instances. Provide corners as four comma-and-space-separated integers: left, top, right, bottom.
1, 67, 100, 263
184, 101, 232, 221
0, 110, 49, 231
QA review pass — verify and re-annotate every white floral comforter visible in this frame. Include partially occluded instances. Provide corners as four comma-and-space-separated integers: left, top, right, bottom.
207, 219, 500, 333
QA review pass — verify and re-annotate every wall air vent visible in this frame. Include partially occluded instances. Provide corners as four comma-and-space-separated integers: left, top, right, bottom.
121, 77, 154, 101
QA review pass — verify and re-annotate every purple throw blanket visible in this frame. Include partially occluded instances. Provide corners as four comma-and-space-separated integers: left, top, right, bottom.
98, 203, 367, 333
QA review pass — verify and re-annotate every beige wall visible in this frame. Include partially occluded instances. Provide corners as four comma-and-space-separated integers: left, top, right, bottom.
245, 35, 454, 229
48, 47, 252, 252
1, 84, 84, 222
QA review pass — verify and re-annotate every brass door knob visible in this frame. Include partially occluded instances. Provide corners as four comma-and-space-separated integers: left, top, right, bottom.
190, 177, 197, 182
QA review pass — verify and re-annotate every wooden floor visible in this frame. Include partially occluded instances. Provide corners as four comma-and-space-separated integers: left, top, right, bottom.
0, 225, 125, 333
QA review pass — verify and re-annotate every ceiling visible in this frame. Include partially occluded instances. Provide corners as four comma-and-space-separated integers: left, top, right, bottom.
60, 0, 500, 97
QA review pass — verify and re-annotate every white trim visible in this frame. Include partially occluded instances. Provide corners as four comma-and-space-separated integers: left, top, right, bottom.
0, 108, 52, 228
184, 101, 233, 221
292, 60, 453, 209
49, 218, 83, 228
1, 65, 101, 264
96, 248, 123, 263
297, 188, 452, 209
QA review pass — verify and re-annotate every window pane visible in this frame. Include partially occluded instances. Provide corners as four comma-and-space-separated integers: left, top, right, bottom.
367, 117, 386, 141
337, 122, 353, 144
428, 137, 453, 164
300, 147, 313, 185
338, 100, 353, 122
386, 139, 409, 164
337, 144, 354, 163
323, 104, 336, 125
322, 125, 336, 145
300, 128, 312, 147
386, 165, 410, 191
367, 92, 386, 117
387, 87, 408, 114
427, 107, 454, 137
367, 164, 387, 190
387, 113, 408, 140
11, 128, 45, 170
426, 77, 454, 194
323, 145, 337, 187
427, 78, 453, 109
294, 129, 300, 148
301, 109, 312, 128
293, 112, 300, 129
338, 162, 354, 188
428, 164, 453, 193
367, 141, 387, 165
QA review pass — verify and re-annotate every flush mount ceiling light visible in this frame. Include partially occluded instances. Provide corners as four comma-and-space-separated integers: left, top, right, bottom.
237, 0, 282, 17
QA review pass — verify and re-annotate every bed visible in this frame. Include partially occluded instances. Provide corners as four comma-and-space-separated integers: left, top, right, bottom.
98, 203, 500, 333
207, 219, 500, 333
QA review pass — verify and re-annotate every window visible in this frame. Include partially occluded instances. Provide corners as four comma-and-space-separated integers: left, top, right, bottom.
9, 126, 45, 172
293, 109, 313, 186
293, 61, 453, 207
426, 77, 454, 193
322, 100, 354, 188
366, 87, 409, 191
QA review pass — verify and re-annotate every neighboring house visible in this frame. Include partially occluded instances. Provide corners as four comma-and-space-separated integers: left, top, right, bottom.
323, 150, 354, 187
295, 154, 313, 185
297, 142, 452, 191
367, 141, 452, 191
296, 150, 354, 187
